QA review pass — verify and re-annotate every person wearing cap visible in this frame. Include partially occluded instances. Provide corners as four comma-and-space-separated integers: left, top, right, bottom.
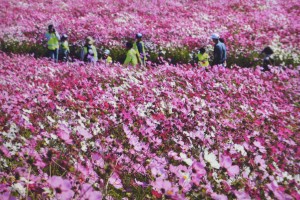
124, 41, 142, 67
197, 47, 210, 67
45, 25, 60, 62
59, 34, 70, 62
80, 36, 98, 63
211, 33, 227, 66
133, 33, 146, 66
102, 49, 113, 66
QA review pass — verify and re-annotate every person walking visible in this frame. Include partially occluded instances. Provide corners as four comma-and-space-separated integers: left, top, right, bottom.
133, 33, 146, 66
197, 47, 210, 67
59, 34, 70, 62
211, 33, 226, 67
45, 25, 60, 62
124, 42, 141, 67
80, 36, 98, 63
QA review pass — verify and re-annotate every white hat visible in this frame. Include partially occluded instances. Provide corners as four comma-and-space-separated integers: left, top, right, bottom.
62, 34, 68, 38
211, 33, 220, 39
136, 33, 142, 38
104, 49, 110, 55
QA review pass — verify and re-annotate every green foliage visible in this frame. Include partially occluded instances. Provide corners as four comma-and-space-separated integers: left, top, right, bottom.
0, 40, 47, 58
1, 40, 299, 67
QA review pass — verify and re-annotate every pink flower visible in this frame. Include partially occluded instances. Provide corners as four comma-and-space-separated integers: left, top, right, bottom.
234, 190, 251, 200
227, 165, 240, 177
211, 193, 228, 200
267, 180, 293, 200
108, 173, 123, 189
78, 183, 103, 200
220, 155, 232, 169
48, 176, 74, 200
151, 178, 178, 197
56, 124, 73, 144
220, 155, 239, 177
77, 126, 92, 139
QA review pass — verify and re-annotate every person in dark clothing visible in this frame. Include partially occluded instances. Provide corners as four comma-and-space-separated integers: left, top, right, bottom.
261, 46, 274, 71
211, 33, 227, 66
219, 38, 227, 67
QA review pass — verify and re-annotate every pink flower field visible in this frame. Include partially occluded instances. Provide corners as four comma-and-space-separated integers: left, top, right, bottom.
0, 52, 299, 199
0, 0, 300, 199
0, 0, 300, 63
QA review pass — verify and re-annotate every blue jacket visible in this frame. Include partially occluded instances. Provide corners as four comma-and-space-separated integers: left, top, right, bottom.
213, 41, 226, 65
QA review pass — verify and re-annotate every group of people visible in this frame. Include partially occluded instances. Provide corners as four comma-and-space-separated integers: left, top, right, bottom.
45, 24, 273, 70
45, 24, 226, 68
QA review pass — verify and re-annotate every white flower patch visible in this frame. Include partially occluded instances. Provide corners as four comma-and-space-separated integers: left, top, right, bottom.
212, 172, 222, 183
137, 105, 146, 117
253, 141, 266, 153
11, 183, 26, 197
81, 141, 88, 152
128, 75, 141, 84
0, 158, 8, 168
295, 174, 300, 185
47, 116, 55, 123
233, 144, 247, 156
204, 150, 220, 169
22, 114, 31, 123
152, 88, 161, 96
50, 134, 58, 140
38, 122, 45, 129
4, 142, 22, 155
44, 138, 50, 144
22, 109, 32, 114
179, 153, 193, 166
170, 81, 176, 87
92, 125, 103, 136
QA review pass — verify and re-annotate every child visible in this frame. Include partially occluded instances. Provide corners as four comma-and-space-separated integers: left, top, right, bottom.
102, 49, 113, 66
197, 47, 209, 67
59, 34, 70, 62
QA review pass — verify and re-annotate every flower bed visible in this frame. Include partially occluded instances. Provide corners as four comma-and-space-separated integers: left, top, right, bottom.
0, 53, 299, 199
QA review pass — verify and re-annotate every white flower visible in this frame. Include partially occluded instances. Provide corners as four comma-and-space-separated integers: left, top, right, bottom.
81, 141, 88, 152
22, 115, 30, 123
234, 144, 247, 156
204, 150, 220, 169
22, 109, 32, 114
50, 134, 58, 140
179, 153, 193, 166
11, 183, 26, 197
47, 116, 55, 123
